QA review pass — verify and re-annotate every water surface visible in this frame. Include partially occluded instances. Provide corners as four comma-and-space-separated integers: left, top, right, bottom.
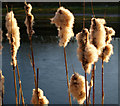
2, 38, 118, 104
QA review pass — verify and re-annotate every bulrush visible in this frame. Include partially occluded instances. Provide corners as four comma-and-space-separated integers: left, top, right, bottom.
70, 72, 91, 104
76, 28, 98, 74
51, 6, 74, 47
90, 18, 106, 53
24, 3, 34, 37
31, 88, 49, 105
5, 11, 20, 66
105, 26, 115, 44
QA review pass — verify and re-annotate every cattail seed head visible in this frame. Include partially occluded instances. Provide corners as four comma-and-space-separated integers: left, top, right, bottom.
99, 44, 113, 62
105, 26, 115, 44
90, 18, 106, 51
51, 6, 74, 47
5, 11, 20, 66
31, 88, 49, 105
24, 3, 35, 36
51, 6, 74, 28
70, 72, 89, 104
76, 28, 98, 74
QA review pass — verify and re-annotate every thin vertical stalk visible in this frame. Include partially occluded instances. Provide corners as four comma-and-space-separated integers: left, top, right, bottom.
102, 57, 104, 105
37, 68, 39, 91
93, 63, 96, 105
64, 47, 72, 106
29, 37, 37, 92
91, 0, 95, 18
11, 11, 18, 105
88, 67, 94, 104
59, 0, 61, 7
16, 63, 25, 105
2, 87, 3, 105
12, 66, 18, 105
85, 71, 88, 105
83, 0, 85, 29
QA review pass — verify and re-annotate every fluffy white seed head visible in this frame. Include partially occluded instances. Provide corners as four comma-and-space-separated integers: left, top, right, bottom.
5, 11, 20, 66
70, 73, 89, 104
51, 6, 74, 47
51, 6, 74, 28
76, 28, 98, 74
90, 18, 106, 51
31, 88, 49, 105
76, 28, 89, 50
99, 44, 113, 62
24, 3, 35, 36
105, 26, 115, 44
58, 27, 74, 47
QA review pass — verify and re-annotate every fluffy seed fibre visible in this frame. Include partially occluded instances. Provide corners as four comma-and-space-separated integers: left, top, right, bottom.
90, 18, 106, 52
51, 6, 74, 28
5, 11, 20, 66
31, 88, 49, 105
51, 6, 74, 47
99, 44, 113, 62
76, 28, 98, 74
24, 3, 34, 36
105, 26, 115, 44
70, 72, 89, 104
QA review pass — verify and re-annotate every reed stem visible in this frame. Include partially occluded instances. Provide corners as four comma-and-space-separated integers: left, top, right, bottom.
11, 11, 18, 105
85, 71, 88, 105
2, 87, 3, 105
88, 66, 94, 104
29, 38, 37, 92
83, 0, 85, 29
93, 63, 95, 105
91, 0, 95, 18
13, 65, 18, 105
16, 63, 25, 105
102, 57, 104, 105
64, 47, 72, 106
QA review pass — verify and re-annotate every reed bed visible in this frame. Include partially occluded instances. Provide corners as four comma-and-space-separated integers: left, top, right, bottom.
2, 2, 116, 105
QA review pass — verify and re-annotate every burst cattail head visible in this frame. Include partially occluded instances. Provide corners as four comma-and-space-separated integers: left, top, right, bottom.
99, 44, 113, 62
105, 26, 115, 44
76, 28, 89, 50
58, 26, 74, 47
82, 43, 98, 74
24, 3, 34, 36
31, 88, 49, 105
90, 18, 106, 51
76, 28, 98, 74
25, 3, 32, 14
5, 11, 20, 66
70, 72, 89, 104
51, 6, 74, 47
51, 6, 74, 28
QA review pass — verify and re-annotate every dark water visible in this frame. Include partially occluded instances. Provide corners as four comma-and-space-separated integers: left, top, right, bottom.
2, 38, 118, 104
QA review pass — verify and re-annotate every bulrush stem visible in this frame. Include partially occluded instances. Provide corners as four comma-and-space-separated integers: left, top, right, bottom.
85, 71, 88, 105
2, 86, 4, 105
88, 67, 94, 104
11, 13, 18, 105
16, 63, 25, 105
64, 47, 72, 106
102, 57, 104, 105
93, 63, 96, 105
29, 37, 37, 92
13, 65, 18, 105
